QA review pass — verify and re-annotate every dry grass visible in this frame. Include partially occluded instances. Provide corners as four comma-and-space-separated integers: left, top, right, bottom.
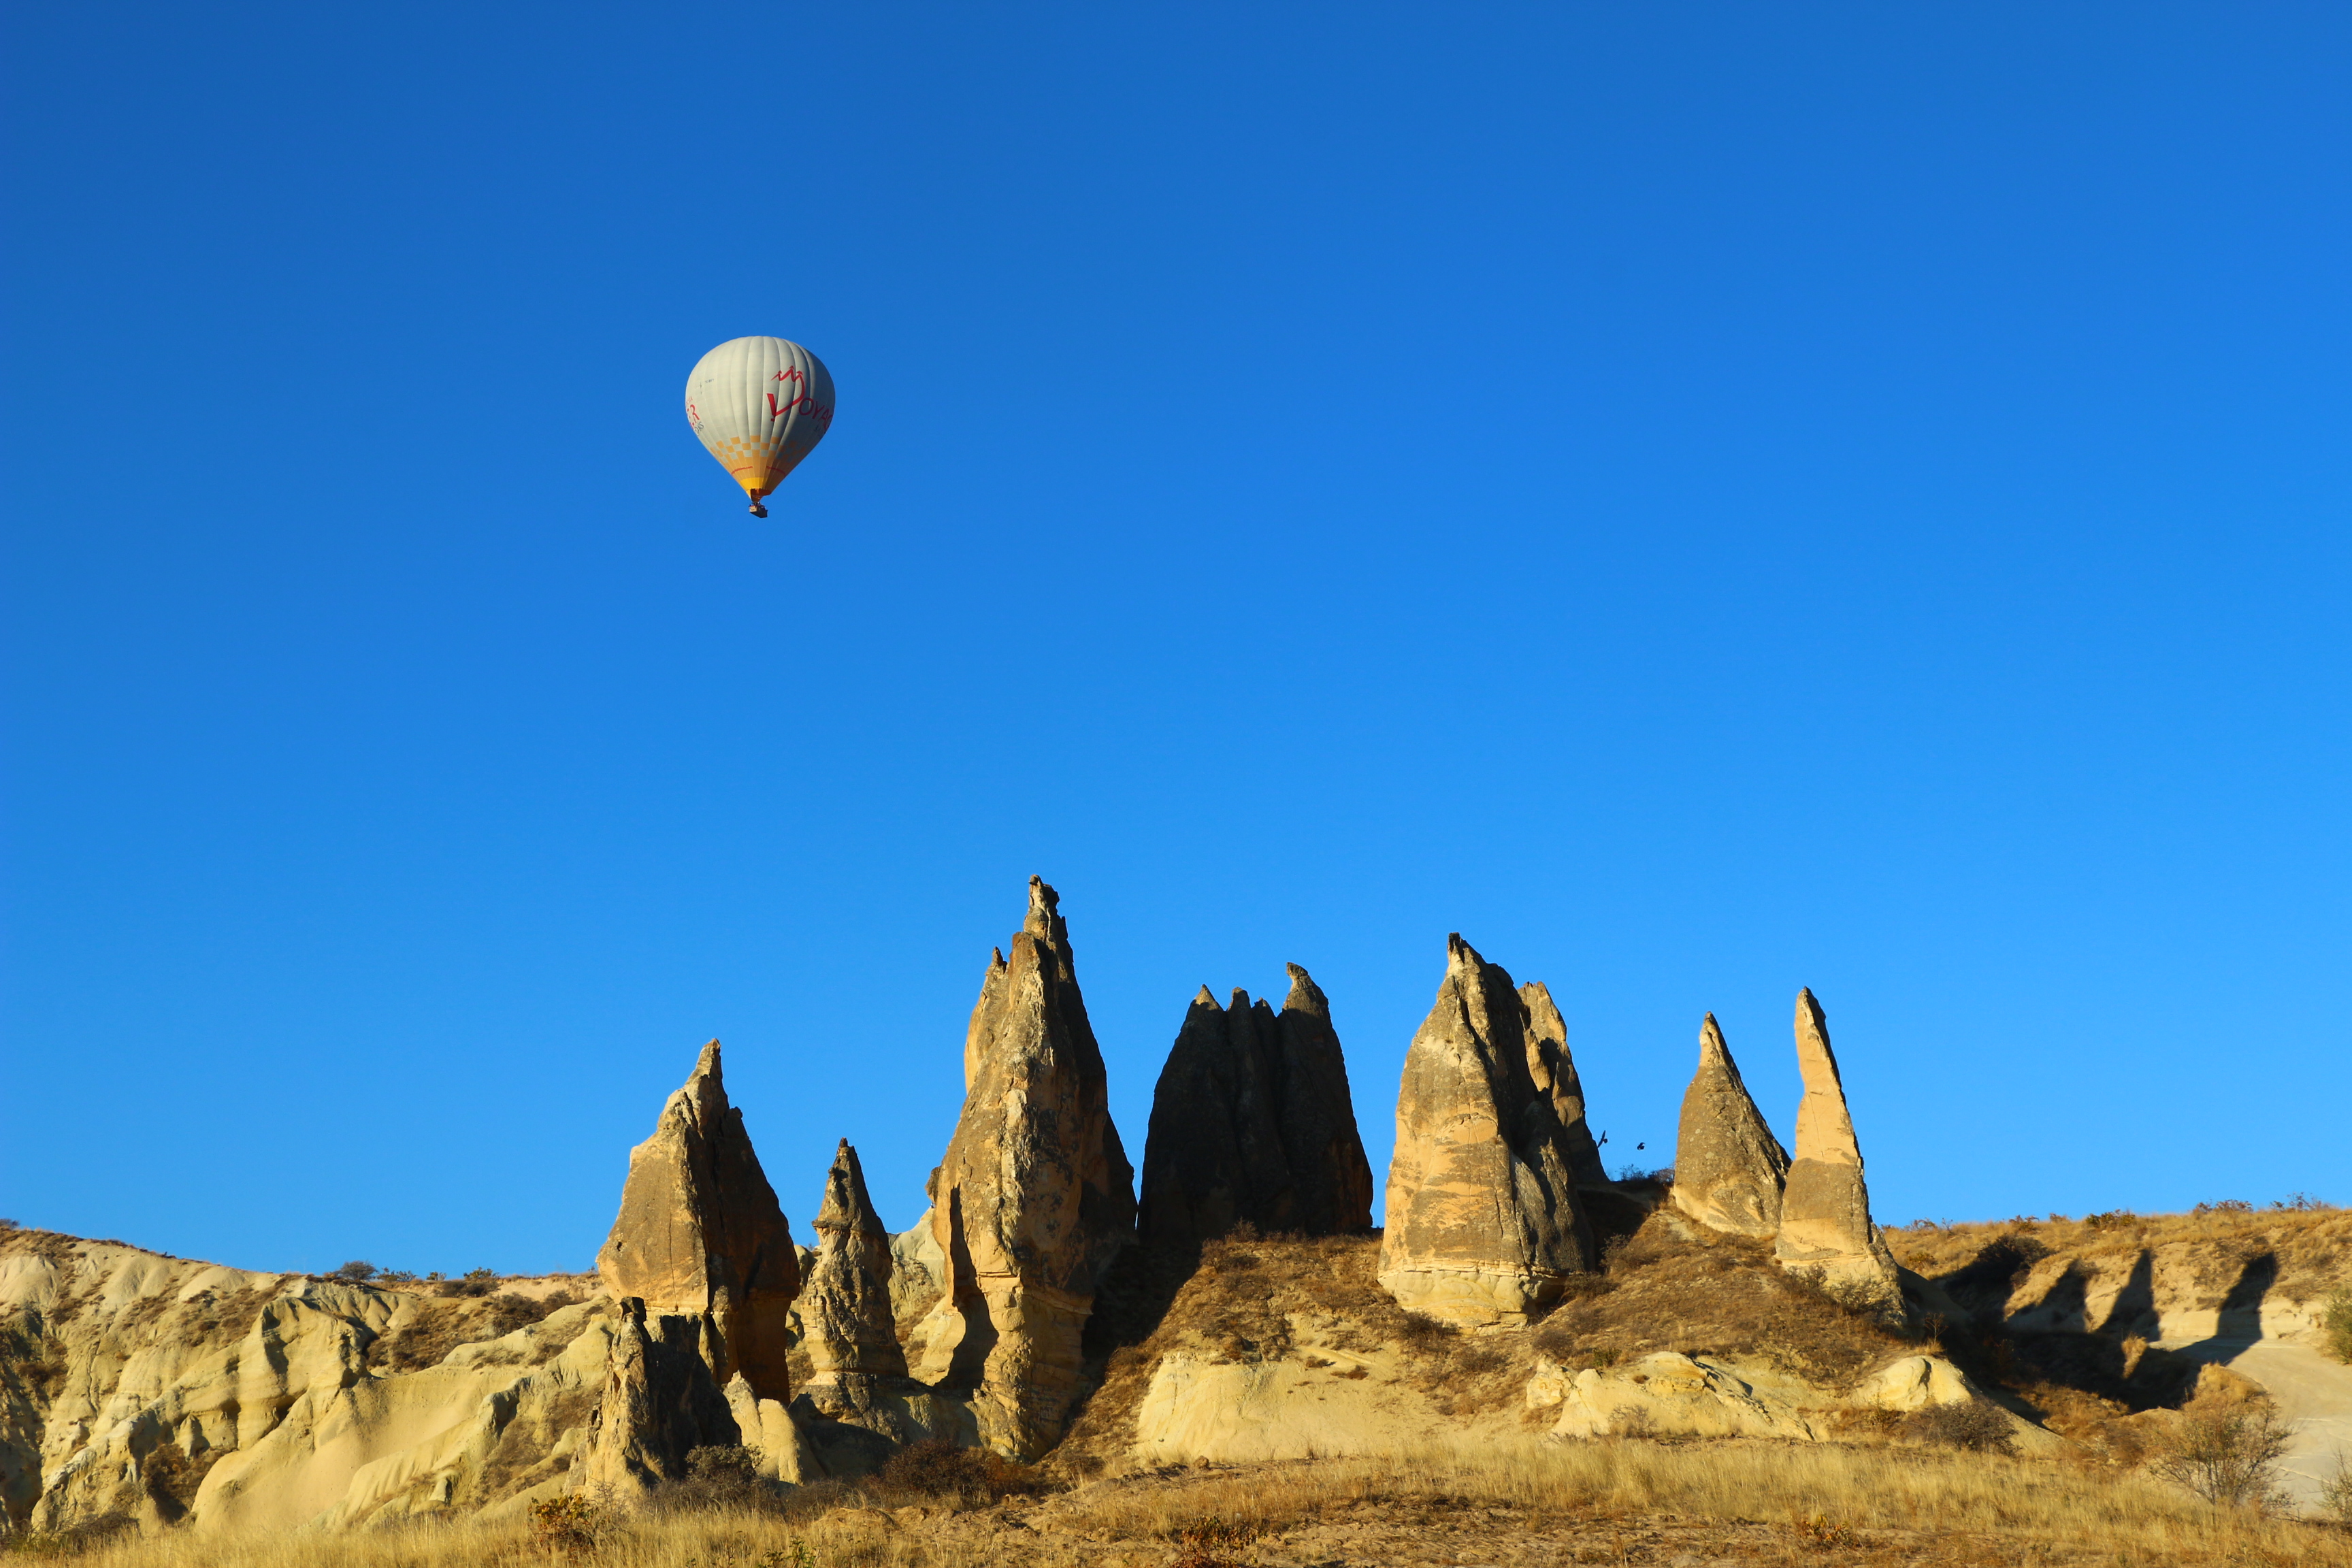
21, 1440, 2352, 1567
1889, 1203, 2351, 1311
1058, 1218, 1925, 1471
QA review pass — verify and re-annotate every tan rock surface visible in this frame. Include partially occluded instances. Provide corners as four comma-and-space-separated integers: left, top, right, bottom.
0, 1230, 610, 1535
801, 1141, 907, 1384
1377, 934, 1595, 1328
594, 1039, 802, 1399
577, 1299, 747, 1500
1669, 1013, 1790, 1237
911, 877, 1137, 1458
1772, 990, 1901, 1312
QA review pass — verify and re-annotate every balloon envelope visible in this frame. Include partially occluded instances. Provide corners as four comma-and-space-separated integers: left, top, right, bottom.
684, 337, 836, 504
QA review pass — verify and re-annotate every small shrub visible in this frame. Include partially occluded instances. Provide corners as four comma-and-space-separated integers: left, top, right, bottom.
877, 1437, 994, 1499
1451, 1342, 1509, 1377
438, 1267, 500, 1298
2084, 1210, 2136, 1232
1793, 1514, 1861, 1547
1167, 1515, 1262, 1568
485, 1290, 575, 1335
2152, 1405, 2291, 1509
0, 1219, 18, 1230
329, 1260, 378, 1283
645, 1444, 785, 1516
1396, 1312, 1456, 1354
2322, 1289, 2352, 1366
1554, 1273, 1618, 1302
528, 1492, 606, 1556
2317, 1452, 2352, 1528
2193, 1199, 2254, 1218
1902, 1399, 2015, 1454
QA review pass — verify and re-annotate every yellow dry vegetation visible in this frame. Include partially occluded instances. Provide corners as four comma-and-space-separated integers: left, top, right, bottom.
23, 1439, 2352, 1567
1887, 1202, 2352, 1309
1059, 1222, 1923, 1471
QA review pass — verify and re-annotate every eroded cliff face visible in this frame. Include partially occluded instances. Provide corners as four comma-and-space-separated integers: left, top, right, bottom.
0, 1230, 606, 1536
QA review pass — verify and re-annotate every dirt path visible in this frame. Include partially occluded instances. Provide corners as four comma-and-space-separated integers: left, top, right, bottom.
2168, 1333, 2352, 1514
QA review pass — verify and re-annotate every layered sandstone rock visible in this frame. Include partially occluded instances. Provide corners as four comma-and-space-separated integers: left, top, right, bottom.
801, 1141, 907, 1384
0, 1230, 612, 1535
1669, 1013, 1790, 1237
1772, 990, 1901, 1313
911, 877, 1137, 1458
1377, 935, 1595, 1328
1136, 966, 1374, 1256
594, 1040, 801, 1400
1519, 981, 1609, 1187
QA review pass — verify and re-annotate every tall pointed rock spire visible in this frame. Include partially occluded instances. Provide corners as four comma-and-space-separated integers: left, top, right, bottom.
1271, 964, 1376, 1234
913, 877, 1136, 1458
801, 1140, 907, 1384
1519, 981, 1609, 1187
1669, 1013, 1790, 1237
595, 1039, 800, 1398
1772, 990, 1901, 1312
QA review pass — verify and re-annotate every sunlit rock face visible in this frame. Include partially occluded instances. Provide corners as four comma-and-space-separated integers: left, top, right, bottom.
1670, 1012, 1790, 1238
911, 877, 1136, 1459
1772, 990, 1900, 1313
1377, 934, 1595, 1329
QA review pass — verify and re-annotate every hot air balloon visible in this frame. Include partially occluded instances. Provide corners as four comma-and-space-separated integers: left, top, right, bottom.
684, 337, 835, 517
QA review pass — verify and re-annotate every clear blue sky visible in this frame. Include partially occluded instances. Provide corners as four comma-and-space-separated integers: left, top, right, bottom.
4, 4, 2345, 1275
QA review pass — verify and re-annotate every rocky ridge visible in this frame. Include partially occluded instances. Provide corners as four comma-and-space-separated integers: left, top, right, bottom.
10, 875, 2339, 1541
1377, 934, 1597, 1328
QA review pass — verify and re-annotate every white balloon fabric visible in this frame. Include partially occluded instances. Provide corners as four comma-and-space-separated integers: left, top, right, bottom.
683, 337, 836, 513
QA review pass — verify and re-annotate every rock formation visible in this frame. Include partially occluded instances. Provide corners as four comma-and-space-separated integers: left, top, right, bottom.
800, 1141, 907, 1386
1136, 964, 1375, 1256
1669, 1013, 1790, 1237
0, 1230, 615, 1535
788, 1145, 974, 1466
1519, 981, 1609, 1187
1772, 990, 1901, 1313
595, 1040, 801, 1400
910, 877, 1137, 1458
1377, 934, 1596, 1328
1269, 964, 1379, 1236
577, 1300, 754, 1499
